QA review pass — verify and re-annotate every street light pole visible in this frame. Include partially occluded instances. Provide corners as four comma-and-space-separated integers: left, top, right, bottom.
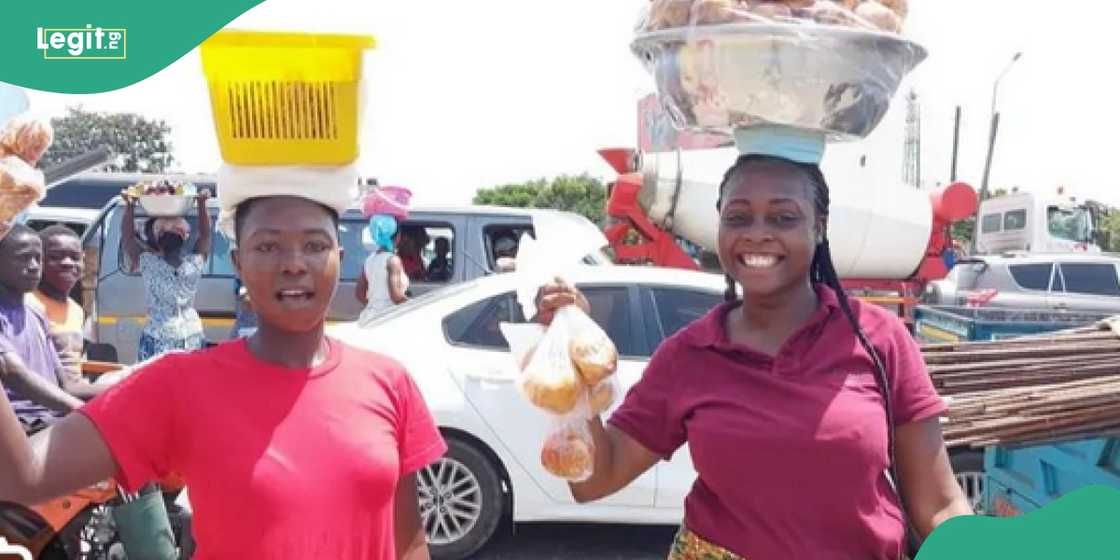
971, 52, 1023, 253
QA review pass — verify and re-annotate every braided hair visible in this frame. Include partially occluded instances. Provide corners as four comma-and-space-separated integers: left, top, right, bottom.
716, 154, 912, 543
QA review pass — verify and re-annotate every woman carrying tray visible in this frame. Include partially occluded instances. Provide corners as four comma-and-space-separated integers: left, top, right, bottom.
121, 187, 212, 362
538, 131, 974, 559
0, 185, 445, 559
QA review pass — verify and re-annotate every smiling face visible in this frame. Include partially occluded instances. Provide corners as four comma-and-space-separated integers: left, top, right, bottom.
41, 231, 83, 295
717, 158, 825, 300
232, 197, 341, 334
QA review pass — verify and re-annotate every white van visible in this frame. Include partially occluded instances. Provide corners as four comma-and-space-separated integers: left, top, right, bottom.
976, 191, 1105, 254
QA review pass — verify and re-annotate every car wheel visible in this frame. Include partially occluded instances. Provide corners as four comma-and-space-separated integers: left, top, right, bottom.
420, 437, 505, 560
950, 449, 985, 514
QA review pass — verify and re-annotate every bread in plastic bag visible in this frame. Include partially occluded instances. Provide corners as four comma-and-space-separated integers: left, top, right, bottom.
588, 378, 619, 416
517, 312, 583, 415
0, 155, 46, 237
500, 322, 545, 372
540, 421, 595, 482
563, 306, 619, 386
0, 115, 53, 166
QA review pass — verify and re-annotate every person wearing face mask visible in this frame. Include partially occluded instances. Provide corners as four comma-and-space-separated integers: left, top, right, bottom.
121, 187, 212, 362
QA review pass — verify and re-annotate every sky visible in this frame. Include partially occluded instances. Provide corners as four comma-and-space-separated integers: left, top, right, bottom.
22, 0, 1120, 207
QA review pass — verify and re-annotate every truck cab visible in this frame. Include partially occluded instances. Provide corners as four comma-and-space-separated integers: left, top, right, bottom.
976, 191, 1104, 254
79, 199, 612, 363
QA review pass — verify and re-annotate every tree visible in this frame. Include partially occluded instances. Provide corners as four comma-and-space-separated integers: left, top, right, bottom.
40, 107, 174, 173
1098, 210, 1120, 253
474, 174, 607, 225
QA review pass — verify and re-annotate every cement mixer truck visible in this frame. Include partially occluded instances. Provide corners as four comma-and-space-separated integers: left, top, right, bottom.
598, 146, 979, 325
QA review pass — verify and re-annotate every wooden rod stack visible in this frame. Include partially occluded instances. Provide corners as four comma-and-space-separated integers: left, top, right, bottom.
921, 322, 1120, 448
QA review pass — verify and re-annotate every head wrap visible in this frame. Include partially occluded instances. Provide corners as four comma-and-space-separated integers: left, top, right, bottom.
216, 164, 359, 242
368, 214, 398, 252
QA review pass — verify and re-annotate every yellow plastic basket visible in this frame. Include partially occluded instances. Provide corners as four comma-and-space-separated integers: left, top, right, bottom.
200, 30, 376, 166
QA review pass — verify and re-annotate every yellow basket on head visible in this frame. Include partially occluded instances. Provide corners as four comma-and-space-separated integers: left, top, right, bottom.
200, 30, 376, 166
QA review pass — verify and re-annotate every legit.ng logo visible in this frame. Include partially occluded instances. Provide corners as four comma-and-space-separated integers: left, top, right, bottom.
36, 25, 126, 60
0, 537, 31, 560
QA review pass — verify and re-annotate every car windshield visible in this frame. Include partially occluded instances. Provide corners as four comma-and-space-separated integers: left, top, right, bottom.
1047, 205, 1093, 243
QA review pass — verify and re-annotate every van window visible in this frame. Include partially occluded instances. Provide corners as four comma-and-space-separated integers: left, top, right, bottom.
338, 220, 368, 281
1003, 210, 1027, 231
210, 231, 237, 277
981, 213, 1002, 233
355, 221, 458, 283
1008, 263, 1052, 291
483, 225, 534, 272
395, 223, 458, 283
1059, 263, 1120, 297
25, 219, 89, 237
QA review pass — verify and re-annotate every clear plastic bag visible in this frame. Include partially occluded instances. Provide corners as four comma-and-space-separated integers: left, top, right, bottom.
540, 416, 596, 482
500, 231, 627, 481
640, 0, 907, 34
0, 155, 46, 237
632, 0, 924, 141
588, 378, 620, 416
0, 115, 54, 166
511, 314, 584, 416
563, 306, 619, 387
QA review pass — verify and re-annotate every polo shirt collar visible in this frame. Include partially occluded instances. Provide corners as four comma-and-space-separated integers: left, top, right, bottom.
685, 284, 842, 352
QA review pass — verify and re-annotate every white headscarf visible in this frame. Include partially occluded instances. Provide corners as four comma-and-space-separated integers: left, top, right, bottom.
216, 164, 360, 242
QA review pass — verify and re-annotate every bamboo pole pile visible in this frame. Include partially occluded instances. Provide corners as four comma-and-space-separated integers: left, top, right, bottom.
921, 321, 1120, 448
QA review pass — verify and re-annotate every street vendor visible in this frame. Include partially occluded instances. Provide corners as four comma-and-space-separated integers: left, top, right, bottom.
0, 29, 445, 558
538, 129, 974, 560
120, 186, 212, 362
0, 183, 446, 560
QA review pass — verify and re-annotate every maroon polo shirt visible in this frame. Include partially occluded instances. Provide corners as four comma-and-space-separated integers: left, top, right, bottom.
609, 285, 945, 559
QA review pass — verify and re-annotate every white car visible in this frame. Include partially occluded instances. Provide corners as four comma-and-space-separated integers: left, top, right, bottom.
329, 266, 727, 559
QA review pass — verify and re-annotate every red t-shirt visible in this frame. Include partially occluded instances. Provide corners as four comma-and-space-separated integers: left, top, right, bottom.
80, 338, 447, 560
609, 286, 945, 559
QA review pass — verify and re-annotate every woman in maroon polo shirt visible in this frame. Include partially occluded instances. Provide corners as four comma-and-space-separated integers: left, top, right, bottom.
541, 152, 973, 559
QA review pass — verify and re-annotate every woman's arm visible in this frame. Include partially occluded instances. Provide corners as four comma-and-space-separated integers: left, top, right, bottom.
120, 194, 142, 271
0, 368, 117, 505
356, 268, 369, 305
194, 190, 213, 257
394, 473, 430, 560
896, 416, 973, 542
387, 256, 409, 305
570, 417, 660, 503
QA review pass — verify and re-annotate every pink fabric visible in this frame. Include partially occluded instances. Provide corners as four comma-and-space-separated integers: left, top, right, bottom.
81, 338, 447, 560
609, 286, 945, 559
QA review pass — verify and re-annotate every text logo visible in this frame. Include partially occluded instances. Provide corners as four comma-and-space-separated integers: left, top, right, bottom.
37, 25, 126, 60
0, 537, 32, 560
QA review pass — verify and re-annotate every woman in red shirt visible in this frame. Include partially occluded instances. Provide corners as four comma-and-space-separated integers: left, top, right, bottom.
543, 153, 973, 559
0, 195, 447, 559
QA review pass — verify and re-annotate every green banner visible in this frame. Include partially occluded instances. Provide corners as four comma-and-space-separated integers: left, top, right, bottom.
919, 485, 1120, 558
0, 0, 265, 93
